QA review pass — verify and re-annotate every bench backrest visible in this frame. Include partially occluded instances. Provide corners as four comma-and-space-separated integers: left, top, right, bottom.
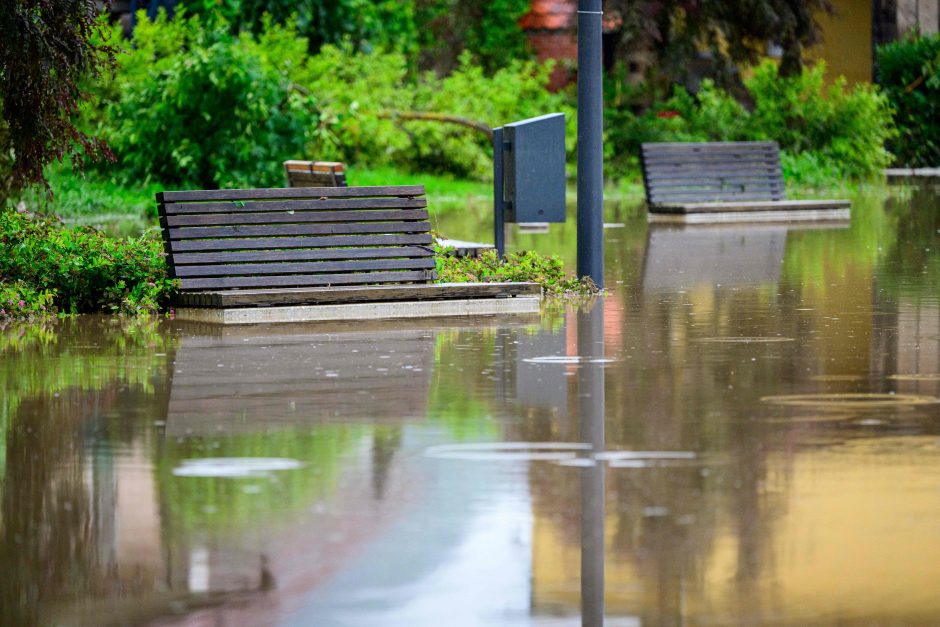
641, 141, 786, 206
156, 186, 435, 292
284, 160, 347, 188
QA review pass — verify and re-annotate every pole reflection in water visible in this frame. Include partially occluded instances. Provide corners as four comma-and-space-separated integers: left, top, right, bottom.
578, 298, 605, 626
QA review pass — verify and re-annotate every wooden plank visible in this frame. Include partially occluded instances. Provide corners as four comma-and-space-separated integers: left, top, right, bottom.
174, 257, 436, 278
169, 233, 434, 252
159, 185, 424, 202
643, 141, 777, 150
172, 246, 433, 265
644, 169, 783, 180
649, 199, 851, 214
178, 270, 436, 291
173, 282, 540, 307
165, 209, 429, 227
168, 221, 431, 240
162, 197, 427, 215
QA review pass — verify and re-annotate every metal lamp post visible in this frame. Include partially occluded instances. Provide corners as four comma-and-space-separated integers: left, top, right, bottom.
577, 0, 604, 287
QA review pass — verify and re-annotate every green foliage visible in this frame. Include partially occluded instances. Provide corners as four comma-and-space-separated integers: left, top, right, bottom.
416, 0, 532, 74
179, 0, 419, 56
0, 282, 56, 321
95, 14, 319, 189
0, 211, 174, 315
746, 61, 894, 179
435, 248, 598, 296
303, 46, 573, 180
606, 61, 894, 182
877, 33, 940, 168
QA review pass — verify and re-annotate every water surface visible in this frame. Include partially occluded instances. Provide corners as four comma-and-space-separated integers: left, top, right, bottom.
2, 187, 939, 625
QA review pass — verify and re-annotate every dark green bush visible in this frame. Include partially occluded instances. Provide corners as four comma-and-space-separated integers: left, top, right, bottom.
435, 247, 597, 296
606, 61, 895, 182
877, 33, 940, 167
97, 15, 319, 189
0, 211, 174, 314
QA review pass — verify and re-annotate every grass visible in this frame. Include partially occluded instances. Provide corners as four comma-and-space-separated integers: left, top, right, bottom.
16, 161, 880, 238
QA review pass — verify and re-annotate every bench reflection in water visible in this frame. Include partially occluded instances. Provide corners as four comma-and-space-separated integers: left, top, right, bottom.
165, 321, 438, 437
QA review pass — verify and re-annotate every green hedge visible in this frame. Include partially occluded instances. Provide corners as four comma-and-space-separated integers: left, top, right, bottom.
877, 33, 940, 167
606, 61, 895, 183
0, 211, 174, 316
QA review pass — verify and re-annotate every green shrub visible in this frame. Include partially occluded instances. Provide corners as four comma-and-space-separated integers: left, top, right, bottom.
0, 281, 56, 321
877, 33, 940, 167
0, 211, 174, 314
301, 47, 574, 180
605, 61, 895, 182
435, 248, 597, 296
746, 61, 894, 179
96, 14, 319, 189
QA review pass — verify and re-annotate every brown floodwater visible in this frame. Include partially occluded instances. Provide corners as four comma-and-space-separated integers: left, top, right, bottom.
2, 187, 939, 626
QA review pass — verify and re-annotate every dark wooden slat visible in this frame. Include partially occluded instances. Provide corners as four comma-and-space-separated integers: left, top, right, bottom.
169, 233, 434, 252
644, 169, 783, 180
641, 156, 780, 167
643, 141, 777, 150
651, 192, 786, 203
166, 209, 429, 227
172, 246, 433, 265
174, 257, 436, 278
168, 221, 431, 240
159, 185, 424, 202
178, 270, 436, 291
163, 197, 427, 215
173, 282, 542, 307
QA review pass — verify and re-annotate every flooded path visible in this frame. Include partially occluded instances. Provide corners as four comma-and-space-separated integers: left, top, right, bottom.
2, 187, 939, 625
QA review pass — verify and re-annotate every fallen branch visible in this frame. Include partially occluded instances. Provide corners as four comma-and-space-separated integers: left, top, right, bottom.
377, 111, 493, 139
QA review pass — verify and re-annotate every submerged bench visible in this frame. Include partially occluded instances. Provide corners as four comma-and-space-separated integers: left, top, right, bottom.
641, 141, 850, 223
156, 185, 540, 323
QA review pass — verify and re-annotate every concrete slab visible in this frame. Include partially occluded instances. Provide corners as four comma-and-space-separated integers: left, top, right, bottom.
173, 296, 542, 325
649, 208, 851, 224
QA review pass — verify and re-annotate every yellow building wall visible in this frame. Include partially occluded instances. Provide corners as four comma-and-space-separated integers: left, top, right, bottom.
808, 0, 873, 84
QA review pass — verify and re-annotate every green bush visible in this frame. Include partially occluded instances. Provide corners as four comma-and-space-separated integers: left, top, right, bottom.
746, 61, 894, 179
300, 47, 574, 180
435, 248, 597, 296
95, 14, 319, 189
877, 33, 940, 167
0, 281, 56, 321
0, 211, 174, 314
605, 61, 895, 182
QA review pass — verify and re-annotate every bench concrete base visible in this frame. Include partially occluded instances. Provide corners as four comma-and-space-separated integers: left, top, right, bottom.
649, 208, 851, 224
174, 295, 542, 324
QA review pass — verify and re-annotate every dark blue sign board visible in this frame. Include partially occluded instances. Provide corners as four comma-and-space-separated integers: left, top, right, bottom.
493, 113, 566, 257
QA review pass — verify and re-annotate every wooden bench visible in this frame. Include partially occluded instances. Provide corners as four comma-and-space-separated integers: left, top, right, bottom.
284, 160, 347, 187
641, 141, 850, 223
156, 185, 540, 323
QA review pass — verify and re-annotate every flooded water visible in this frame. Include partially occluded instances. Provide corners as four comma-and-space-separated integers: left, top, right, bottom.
2, 187, 939, 626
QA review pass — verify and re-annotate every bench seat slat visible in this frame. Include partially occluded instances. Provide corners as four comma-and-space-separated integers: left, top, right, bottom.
169, 233, 434, 252
162, 197, 427, 215
167, 221, 431, 240
165, 209, 429, 227
178, 270, 436, 291
159, 185, 424, 202
172, 246, 433, 265
174, 257, 436, 278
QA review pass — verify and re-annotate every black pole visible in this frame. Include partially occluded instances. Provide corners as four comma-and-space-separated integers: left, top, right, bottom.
493, 126, 506, 259
577, 0, 604, 287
